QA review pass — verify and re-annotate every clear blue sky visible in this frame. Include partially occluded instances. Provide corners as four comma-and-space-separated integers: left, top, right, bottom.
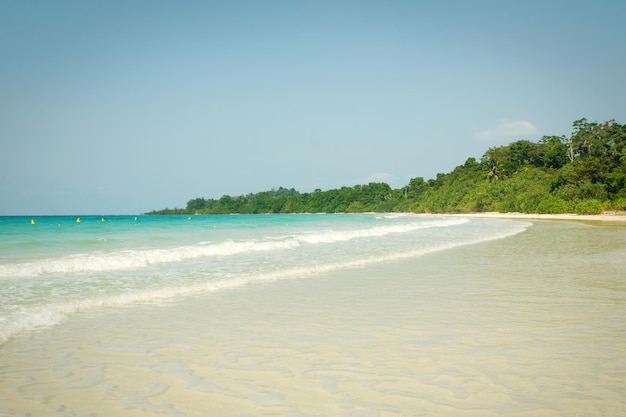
2, 1, 625, 215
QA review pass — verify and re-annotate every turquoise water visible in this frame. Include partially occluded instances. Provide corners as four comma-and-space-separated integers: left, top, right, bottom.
0, 214, 528, 344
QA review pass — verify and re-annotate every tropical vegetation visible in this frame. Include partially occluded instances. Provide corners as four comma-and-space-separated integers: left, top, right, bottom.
149, 118, 626, 215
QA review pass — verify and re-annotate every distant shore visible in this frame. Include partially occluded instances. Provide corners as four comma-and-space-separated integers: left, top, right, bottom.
443, 211, 626, 223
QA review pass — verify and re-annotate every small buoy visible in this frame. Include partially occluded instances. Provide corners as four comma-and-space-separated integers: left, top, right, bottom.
187, 216, 192, 221
30, 219, 35, 225
76, 217, 81, 223
134, 217, 138, 221
101, 217, 105, 222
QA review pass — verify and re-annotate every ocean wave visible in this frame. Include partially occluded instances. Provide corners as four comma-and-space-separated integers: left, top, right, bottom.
0, 219, 529, 345
295, 218, 468, 244
0, 218, 468, 279
0, 239, 301, 279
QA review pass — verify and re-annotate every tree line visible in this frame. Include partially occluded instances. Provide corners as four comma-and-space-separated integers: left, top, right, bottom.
149, 118, 626, 215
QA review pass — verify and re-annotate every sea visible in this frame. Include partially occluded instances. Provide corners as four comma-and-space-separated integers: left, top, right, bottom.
0, 213, 625, 416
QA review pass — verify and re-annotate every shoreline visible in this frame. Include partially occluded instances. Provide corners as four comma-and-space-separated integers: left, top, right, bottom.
3, 219, 624, 415
441, 211, 626, 223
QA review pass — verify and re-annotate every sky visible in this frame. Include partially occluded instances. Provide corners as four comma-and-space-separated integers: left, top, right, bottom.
1, 1, 625, 215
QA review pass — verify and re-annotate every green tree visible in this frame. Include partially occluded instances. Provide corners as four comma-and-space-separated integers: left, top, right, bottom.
540, 136, 569, 169
186, 198, 206, 212
151, 118, 625, 216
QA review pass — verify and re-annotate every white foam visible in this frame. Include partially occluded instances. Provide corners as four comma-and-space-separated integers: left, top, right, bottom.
0, 218, 468, 279
0, 220, 530, 345
0, 239, 299, 279
296, 218, 468, 244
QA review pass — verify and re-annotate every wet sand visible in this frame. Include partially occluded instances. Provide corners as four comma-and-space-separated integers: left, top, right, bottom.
1, 219, 625, 416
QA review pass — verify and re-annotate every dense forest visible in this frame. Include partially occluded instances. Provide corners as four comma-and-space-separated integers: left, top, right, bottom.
149, 118, 626, 215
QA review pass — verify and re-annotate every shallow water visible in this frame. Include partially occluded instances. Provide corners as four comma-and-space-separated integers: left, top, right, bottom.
0, 214, 523, 344
1, 217, 625, 416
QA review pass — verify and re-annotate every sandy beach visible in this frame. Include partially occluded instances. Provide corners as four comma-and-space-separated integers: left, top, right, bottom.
1, 215, 625, 416
445, 211, 626, 223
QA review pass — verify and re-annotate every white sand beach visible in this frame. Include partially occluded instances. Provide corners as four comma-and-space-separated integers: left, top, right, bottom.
1, 216, 625, 416
445, 211, 626, 223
